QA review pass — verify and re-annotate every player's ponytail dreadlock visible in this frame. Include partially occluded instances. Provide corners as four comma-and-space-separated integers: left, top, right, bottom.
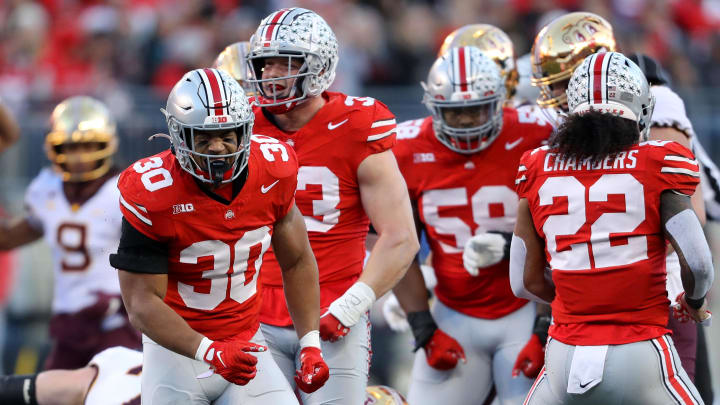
548, 111, 640, 164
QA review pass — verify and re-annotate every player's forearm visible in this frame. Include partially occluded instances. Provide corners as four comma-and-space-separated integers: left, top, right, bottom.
122, 289, 202, 359
524, 270, 555, 303
281, 255, 320, 339
360, 227, 419, 298
0, 104, 19, 153
392, 258, 430, 314
0, 217, 42, 251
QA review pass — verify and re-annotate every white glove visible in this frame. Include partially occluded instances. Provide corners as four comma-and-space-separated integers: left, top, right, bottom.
463, 232, 507, 276
382, 293, 409, 332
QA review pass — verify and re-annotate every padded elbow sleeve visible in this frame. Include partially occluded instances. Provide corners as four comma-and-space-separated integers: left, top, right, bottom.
666, 209, 714, 300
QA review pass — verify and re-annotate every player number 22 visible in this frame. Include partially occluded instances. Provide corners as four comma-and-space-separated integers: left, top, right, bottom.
177, 227, 272, 310
539, 173, 647, 270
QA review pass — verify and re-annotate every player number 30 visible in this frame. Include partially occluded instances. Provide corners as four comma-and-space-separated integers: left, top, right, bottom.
133, 157, 173, 192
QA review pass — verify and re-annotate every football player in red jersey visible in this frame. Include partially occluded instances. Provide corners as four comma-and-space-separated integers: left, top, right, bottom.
110, 68, 328, 404
390, 46, 553, 405
513, 52, 711, 405
530, 12, 710, 385
245, 7, 418, 404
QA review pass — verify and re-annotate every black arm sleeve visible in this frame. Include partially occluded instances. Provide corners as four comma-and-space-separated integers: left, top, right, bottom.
109, 218, 169, 274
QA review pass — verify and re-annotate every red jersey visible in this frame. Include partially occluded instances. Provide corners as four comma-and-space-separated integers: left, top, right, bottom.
255, 92, 397, 326
394, 107, 553, 319
117, 138, 298, 341
516, 140, 700, 345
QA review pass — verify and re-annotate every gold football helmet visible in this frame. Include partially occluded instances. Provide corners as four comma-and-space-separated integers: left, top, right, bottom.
45, 96, 118, 182
531, 12, 616, 110
214, 41, 255, 96
366, 385, 408, 405
439, 24, 518, 98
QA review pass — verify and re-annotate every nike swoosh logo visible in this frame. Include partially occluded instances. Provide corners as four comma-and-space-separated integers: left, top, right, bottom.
579, 380, 593, 388
261, 180, 280, 194
328, 119, 349, 130
505, 138, 523, 150
216, 351, 226, 367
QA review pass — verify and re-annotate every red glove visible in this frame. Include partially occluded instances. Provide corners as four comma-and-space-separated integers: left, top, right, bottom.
294, 346, 330, 393
423, 329, 466, 370
200, 340, 266, 385
319, 311, 350, 342
512, 334, 545, 378
672, 292, 712, 324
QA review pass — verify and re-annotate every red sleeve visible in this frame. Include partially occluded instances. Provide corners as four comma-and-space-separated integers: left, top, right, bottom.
276, 144, 299, 219
249, 136, 300, 221
649, 141, 700, 196
353, 98, 397, 160
392, 134, 420, 201
117, 159, 173, 242
516, 148, 540, 199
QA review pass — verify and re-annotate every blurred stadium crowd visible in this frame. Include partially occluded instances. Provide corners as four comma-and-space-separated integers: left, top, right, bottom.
2, 0, 720, 119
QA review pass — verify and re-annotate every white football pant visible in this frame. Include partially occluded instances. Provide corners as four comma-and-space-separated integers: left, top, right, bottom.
524, 335, 703, 405
260, 313, 371, 405
140, 329, 297, 405
408, 300, 535, 405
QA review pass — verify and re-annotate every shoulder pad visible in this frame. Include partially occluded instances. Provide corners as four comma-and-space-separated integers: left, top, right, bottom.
250, 135, 298, 180
117, 151, 178, 213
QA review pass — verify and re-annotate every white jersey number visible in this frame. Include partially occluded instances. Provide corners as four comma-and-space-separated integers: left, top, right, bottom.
396, 119, 424, 140
539, 173, 647, 270
252, 135, 290, 162
133, 157, 173, 192
297, 166, 341, 233
177, 227, 271, 310
422, 185, 518, 253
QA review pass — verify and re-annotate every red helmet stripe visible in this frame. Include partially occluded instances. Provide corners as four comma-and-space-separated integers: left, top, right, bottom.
203, 68, 224, 116
458, 46, 468, 92
264, 8, 290, 46
592, 52, 606, 104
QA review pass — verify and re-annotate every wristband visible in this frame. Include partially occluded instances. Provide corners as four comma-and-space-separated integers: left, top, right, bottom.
299, 330, 321, 349
194, 336, 213, 362
407, 310, 438, 351
685, 295, 705, 310
328, 282, 376, 327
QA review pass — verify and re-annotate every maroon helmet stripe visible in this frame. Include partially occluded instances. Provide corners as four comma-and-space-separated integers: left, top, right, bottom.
203, 68, 224, 116
592, 52, 606, 104
458, 46, 468, 92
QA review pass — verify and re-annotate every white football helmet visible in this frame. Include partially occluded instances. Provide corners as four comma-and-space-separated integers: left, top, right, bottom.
423, 46, 506, 154
247, 8, 338, 112
162, 68, 253, 184
566, 52, 655, 140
